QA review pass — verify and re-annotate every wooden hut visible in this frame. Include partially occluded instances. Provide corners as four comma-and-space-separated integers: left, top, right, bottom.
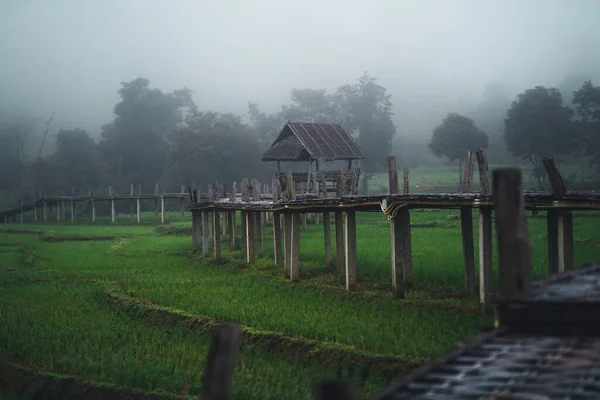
261, 122, 365, 193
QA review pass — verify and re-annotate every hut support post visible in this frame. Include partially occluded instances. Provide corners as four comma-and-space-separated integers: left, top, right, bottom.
345, 211, 357, 290
213, 210, 221, 261
160, 196, 165, 224
255, 212, 263, 256
136, 198, 141, 224
192, 211, 201, 252
273, 211, 282, 265
245, 211, 254, 264
290, 213, 300, 282
228, 211, 235, 251
335, 211, 344, 273
460, 206, 476, 297
323, 212, 332, 265
203, 212, 210, 255
283, 213, 292, 278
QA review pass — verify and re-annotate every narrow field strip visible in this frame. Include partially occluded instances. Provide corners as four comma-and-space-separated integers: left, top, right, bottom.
0, 280, 390, 399
103, 281, 424, 380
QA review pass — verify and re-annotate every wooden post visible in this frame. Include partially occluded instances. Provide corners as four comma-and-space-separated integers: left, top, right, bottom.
228, 211, 235, 251
89, 189, 96, 223
56, 199, 61, 222
547, 209, 559, 275
109, 186, 116, 224
335, 211, 344, 273
476, 150, 490, 195
460, 207, 476, 297
542, 156, 567, 195
323, 212, 332, 265
160, 195, 165, 224
345, 211, 357, 291
391, 210, 406, 299
558, 212, 574, 272
213, 210, 221, 261
479, 207, 493, 304
201, 324, 242, 400
241, 210, 247, 254
180, 184, 185, 222
283, 213, 292, 278
462, 151, 475, 193
70, 197, 75, 223
493, 168, 533, 298
43, 200, 47, 222
203, 211, 210, 256
129, 184, 134, 222
245, 211, 254, 264
387, 156, 399, 194
136, 196, 141, 224
255, 212, 263, 256
476, 150, 492, 303
542, 157, 573, 274
290, 212, 300, 282
19, 200, 23, 224
192, 211, 200, 252
273, 211, 282, 265
403, 169, 410, 194
34, 202, 38, 222
154, 183, 159, 218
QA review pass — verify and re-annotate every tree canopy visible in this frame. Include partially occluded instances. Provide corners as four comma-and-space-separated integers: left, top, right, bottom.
572, 80, 600, 165
504, 86, 576, 182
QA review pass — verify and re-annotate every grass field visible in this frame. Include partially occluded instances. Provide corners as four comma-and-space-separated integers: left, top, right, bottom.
1, 168, 600, 399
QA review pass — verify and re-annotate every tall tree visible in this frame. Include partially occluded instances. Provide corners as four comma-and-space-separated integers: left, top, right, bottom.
99, 78, 193, 190
164, 107, 267, 189
429, 113, 489, 185
572, 80, 600, 165
50, 128, 101, 191
334, 72, 396, 172
504, 86, 576, 184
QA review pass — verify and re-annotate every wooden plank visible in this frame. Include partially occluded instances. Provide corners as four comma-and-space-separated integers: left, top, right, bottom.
391, 211, 406, 299
547, 209, 559, 275
255, 212, 263, 256
228, 211, 235, 251
290, 213, 301, 282
273, 211, 282, 265
493, 168, 533, 299
460, 206, 476, 297
542, 156, 567, 195
203, 211, 209, 256
476, 150, 490, 195
387, 156, 399, 194
213, 210, 221, 261
478, 207, 493, 304
245, 211, 254, 264
284, 213, 292, 278
335, 211, 344, 273
201, 324, 242, 400
345, 211, 357, 291
323, 212, 332, 265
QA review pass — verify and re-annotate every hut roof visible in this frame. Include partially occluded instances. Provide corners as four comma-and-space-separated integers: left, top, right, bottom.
261, 122, 365, 162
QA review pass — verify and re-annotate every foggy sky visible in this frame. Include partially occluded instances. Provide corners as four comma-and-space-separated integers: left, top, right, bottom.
1, 0, 600, 137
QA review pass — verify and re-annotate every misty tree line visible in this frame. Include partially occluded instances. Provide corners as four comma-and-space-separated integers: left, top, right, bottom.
0, 73, 395, 204
1, 73, 599, 206
429, 81, 600, 186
